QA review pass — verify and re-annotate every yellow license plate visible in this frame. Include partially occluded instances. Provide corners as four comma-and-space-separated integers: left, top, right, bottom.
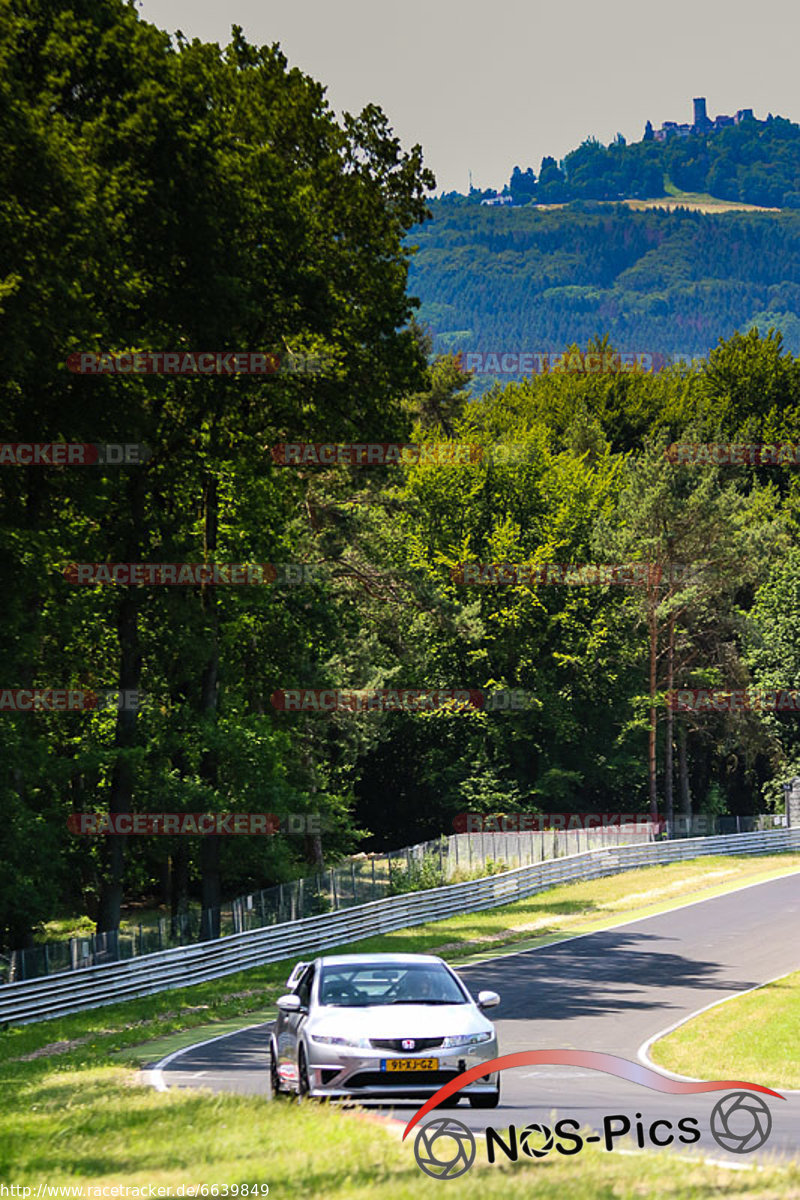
383, 1058, 439, 1072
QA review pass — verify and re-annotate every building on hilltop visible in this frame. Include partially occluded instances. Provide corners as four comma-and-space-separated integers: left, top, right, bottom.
650, 97, 759, 141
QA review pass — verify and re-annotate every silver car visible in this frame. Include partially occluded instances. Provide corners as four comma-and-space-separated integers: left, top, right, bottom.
269, 952, 500, 1107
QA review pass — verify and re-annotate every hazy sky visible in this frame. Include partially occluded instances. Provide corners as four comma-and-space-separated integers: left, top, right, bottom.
137, 0, 800, 194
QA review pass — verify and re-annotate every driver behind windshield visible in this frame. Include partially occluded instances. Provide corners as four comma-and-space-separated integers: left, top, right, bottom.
395, 968, 446, 1001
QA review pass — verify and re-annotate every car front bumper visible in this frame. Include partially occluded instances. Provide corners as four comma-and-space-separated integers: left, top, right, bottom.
302, 1041, 499, 1098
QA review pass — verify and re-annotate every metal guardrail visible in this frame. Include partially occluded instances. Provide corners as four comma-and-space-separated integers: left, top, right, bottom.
3, 826, 655, 984
1, 828, 798, 1026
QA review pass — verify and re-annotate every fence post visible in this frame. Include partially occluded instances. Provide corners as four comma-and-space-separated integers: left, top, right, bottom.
351, 861, 357, 905
372, 856, 376, 899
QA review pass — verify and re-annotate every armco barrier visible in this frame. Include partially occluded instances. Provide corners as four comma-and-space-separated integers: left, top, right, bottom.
1, 828, 798, 1025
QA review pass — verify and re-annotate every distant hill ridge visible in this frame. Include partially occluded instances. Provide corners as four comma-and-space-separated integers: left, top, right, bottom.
449, 98, 800, 210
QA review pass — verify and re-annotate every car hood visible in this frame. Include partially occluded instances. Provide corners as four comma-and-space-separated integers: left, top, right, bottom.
309, 1003, 493, 1039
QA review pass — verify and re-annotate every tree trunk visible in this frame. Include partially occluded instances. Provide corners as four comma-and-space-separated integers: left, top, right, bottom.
664, 613, 675, 827
301, 716, 324, 868
678, 720, 692, 827
199, 472, 221, 938
170, 844, 190, 938
97, 475, 145, 933
648, 600, 658, 820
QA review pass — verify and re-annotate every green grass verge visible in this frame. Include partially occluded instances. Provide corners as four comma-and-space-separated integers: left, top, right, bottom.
650, 968, 800, 1090
4, 1086, 799, 1198
2, 853, 799, 1193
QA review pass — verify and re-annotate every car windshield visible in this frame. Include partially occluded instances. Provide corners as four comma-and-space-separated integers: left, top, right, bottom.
318, 963, 467, 1007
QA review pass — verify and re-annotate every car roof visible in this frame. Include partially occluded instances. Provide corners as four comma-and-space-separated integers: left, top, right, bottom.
316, 953, 445, 966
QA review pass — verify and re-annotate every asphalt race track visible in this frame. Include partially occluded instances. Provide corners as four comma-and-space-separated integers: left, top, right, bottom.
149, 871, 800, 1164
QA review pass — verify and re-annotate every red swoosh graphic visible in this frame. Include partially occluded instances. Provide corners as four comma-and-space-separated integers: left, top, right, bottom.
402, 1050, 784, 1139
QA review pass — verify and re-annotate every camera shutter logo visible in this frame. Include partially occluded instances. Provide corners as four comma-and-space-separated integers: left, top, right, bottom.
519, 1122, 555, 1158
710, 1092, 772, 1153
414, 1117, 476, 1180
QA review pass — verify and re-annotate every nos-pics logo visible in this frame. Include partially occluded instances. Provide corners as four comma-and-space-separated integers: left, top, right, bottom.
405, 1051, 782, 1180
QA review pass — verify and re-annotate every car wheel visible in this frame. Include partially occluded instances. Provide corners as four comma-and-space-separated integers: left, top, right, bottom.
469, 1088, 500, 1109
297, 1046, 311, 1099
269, 1042, 281, 1096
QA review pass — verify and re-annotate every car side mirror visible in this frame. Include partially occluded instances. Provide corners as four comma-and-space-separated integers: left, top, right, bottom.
477, 990, 500, 1010
277, 993, 304, 1013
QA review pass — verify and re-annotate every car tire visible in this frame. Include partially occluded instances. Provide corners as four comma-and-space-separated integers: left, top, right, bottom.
469, 1088, 500, 1109
297, 1046, 311, 1099
269, 1042, 281, 1096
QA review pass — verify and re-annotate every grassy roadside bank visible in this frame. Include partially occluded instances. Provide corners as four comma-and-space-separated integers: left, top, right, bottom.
2, 853, 799, 1195
650, 968, 800, 1090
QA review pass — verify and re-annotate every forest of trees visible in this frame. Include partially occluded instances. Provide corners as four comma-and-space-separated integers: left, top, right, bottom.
409, 199, 800, 369
3, 1, 800, 953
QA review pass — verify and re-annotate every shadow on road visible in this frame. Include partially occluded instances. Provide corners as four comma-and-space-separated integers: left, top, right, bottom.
457, 928, 757, 1021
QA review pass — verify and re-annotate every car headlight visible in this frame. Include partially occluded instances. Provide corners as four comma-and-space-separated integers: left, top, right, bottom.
441, 1032, 493, 1048
309, 1034, 371, 1048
